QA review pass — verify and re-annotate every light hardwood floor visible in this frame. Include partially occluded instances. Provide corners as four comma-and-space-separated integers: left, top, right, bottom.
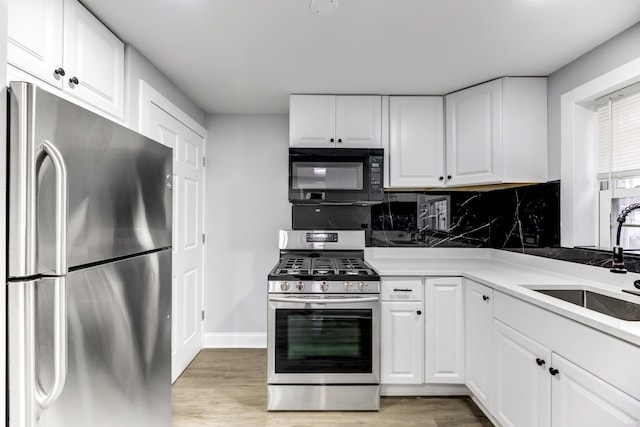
172, 349, 493, 427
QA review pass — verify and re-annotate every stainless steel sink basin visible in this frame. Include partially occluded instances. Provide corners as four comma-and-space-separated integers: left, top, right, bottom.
533, 288, 640, 321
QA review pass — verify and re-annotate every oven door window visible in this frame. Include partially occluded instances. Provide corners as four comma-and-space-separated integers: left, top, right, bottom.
291, 162, 364, 191
275, 308, 372, 374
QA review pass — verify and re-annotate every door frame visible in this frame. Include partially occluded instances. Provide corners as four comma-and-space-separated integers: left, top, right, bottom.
138, 80, 207, 379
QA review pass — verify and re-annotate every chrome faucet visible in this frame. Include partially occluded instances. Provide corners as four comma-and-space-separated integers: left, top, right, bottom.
610, 203, 640, 273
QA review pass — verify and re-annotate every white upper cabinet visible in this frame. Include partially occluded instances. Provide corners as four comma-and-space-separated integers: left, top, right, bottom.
8, 0, 124, 119
8, 0, 63, 88
388, 97, 444, 187
446, 80, 502, 186
445, 77, 547, 187
63, 0, 124, 118
289, 95, 336, 147
290, 95, 382, 148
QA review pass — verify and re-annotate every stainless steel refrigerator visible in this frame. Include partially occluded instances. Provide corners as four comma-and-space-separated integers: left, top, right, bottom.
7, 82, 173, 427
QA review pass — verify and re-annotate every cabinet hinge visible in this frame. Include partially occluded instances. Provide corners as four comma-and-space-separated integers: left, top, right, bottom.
202, 157, 206, 167
202, 233, 206, 244
202, 310, 205, 321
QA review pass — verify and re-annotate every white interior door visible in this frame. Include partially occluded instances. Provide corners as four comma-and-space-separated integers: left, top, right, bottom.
144, 100, 205, 382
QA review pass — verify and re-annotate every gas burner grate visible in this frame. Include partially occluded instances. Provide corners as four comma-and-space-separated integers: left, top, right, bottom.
337, 269, 372, 275
337, 258, 367, 270
311, 258, 336, 275
274, 256, 312, 275
283, 258, 306, 269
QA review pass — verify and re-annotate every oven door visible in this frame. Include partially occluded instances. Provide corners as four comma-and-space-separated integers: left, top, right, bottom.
267, 294, 380, 385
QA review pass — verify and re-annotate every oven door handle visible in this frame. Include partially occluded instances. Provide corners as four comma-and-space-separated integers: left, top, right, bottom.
268, 296, 379, 304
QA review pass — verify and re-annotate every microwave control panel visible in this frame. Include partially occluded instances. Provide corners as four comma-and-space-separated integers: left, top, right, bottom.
369, 155, 383, 195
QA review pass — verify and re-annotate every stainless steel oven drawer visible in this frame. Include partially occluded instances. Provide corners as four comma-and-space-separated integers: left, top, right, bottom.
267, 385, 380, 411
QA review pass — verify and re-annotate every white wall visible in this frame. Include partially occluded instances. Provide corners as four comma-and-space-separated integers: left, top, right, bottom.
1, 0, 8, 421
547, 22, 640, 180
204, 114, 289, 346
125, 45, 206, 131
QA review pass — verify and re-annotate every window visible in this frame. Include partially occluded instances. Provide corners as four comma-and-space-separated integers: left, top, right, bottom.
597, 83, 640, 249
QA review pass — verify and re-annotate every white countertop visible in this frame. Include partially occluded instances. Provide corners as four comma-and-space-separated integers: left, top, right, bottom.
364, 248, 640, 347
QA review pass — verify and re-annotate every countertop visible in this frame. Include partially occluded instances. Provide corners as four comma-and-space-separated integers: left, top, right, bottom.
364, 248, 640, 347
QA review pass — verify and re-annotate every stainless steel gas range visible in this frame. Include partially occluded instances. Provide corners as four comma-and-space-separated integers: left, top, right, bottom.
267, 230, 380, 411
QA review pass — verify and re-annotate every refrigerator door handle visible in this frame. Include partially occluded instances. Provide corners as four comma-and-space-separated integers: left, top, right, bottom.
33, 140, 69, 410
36, 140, 68, 275
34, 277, 68, 409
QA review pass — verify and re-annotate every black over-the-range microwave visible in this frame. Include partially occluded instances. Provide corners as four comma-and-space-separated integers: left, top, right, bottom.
288, 147, 384, 204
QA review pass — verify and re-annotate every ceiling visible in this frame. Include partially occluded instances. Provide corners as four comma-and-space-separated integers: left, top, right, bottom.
81, 0, 640, 115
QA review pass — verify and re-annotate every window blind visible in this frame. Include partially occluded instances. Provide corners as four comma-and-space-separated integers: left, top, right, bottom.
597, 89, 640, 176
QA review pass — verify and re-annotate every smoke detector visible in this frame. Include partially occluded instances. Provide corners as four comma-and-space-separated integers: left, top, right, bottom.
310, 0, 339, 16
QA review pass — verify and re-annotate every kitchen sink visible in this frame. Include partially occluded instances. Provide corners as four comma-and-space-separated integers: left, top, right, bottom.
532, 288, 640, 321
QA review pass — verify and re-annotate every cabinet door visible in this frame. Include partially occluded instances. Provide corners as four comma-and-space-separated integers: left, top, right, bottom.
388, 97, 444, 187
493, 319, 551, 427
335, 96, 381, 148
381, 301, 424, 384
424, 277, 465, 383
289, 95, 336, 147
551, 353, 640, 427
8, 0, 63, 88
445, 79, 502, 186
63, 0, 124, 119
465, 279, 493, 409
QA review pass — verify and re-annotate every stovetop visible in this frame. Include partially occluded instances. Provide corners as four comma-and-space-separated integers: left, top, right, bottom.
268, 251, 379, 281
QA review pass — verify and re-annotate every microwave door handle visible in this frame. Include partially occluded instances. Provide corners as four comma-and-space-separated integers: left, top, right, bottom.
269, 296, 379, 304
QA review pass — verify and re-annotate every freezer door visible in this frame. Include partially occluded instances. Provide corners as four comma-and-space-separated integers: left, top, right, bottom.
8, 250, 171, 427
8, 82, 172, 278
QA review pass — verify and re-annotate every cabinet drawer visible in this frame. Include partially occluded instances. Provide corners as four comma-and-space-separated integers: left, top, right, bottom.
381, 277, 423, 301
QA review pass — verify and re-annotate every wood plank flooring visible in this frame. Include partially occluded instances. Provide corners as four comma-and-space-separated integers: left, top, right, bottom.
172, 349, 493, 426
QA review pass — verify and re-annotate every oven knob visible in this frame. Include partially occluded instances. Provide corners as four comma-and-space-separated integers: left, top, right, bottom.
296, 281, 305, 291
359, 282, 367, 291
280, 282, 290, 291
320, 282, 329, 292
344, 281, 353, 291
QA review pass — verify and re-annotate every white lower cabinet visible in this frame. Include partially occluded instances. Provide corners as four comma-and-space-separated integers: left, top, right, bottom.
381, 301, 424, 384
424, 277, 465, 383
551, 353, 640, 427
378, 275, 640, 427
493, 319, 552, 427
492, 291, 640, 427
465, 279, 493, 409
380, 277, 424, 384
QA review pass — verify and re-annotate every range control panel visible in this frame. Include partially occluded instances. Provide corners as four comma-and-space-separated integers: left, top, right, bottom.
306, 232, 338, 243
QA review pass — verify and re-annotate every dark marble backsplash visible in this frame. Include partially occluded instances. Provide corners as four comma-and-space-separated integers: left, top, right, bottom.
369, 180, 640, 273
371, 181, 560, 249
502, 246, 640, 275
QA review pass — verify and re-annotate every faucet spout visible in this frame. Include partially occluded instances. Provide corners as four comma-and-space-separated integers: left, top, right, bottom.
610, 203, 640, 273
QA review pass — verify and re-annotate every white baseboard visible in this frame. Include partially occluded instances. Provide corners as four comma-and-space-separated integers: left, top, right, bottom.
204, 332, 267, 348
